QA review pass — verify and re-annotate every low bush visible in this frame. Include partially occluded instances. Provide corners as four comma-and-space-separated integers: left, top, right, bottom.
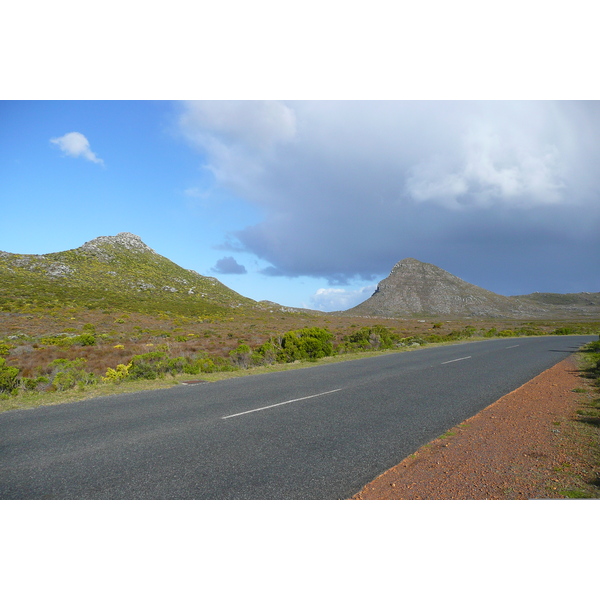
102, 363, 131, 383
21, 376, 49, 391
227, 327, 335, 368
124, 350, 222, 380
252, 341, 279, 365
48, 358, 97, 391
229, 344, 252, 368
279, 327, 333, 362
497, 329, 516, 337
74, 333, 96, 346
343, 325, 400, 352
0, 358, 20, 394
128, 351, 169, 380
583, 340, 600, 353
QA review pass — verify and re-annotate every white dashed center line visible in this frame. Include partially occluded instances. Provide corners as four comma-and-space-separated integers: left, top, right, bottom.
441, 356, 472, 364
221, 388, 344, 420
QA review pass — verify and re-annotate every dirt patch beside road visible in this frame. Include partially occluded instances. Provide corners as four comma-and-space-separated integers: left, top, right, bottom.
353, 356, 599, 500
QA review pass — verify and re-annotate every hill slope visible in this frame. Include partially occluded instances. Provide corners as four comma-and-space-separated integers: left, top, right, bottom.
345, 258, 599, 319
0, 232, 257, 317
513, 291, 600, 307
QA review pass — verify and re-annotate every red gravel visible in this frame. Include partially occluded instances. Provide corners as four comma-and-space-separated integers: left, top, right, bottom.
353, 356, 592, 500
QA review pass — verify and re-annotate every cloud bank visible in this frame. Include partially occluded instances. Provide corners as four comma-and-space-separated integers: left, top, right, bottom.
50, 132, 104, 166
178, 101, 600, 295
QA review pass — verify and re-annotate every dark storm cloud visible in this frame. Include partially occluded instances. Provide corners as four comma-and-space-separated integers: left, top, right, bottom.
211, 256, 247, 275
180, 101, 600, 294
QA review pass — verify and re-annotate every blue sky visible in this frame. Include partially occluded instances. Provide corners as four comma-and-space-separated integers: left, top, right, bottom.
1, 100, 600, 310
0, 100, 338, 308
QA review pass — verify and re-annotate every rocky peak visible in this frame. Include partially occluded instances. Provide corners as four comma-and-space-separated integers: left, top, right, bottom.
77, 232, 158, 261
389, 258, 433, 275
80, 232, 156, 253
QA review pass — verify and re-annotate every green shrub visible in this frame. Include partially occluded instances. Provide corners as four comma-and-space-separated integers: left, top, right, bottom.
182, 361, 201, 375
442, 330, 464, 341
229, 344, 252, 368
0, 358, 20, 393
128, 351, 169, 380
252, 341, 279, 365
125, 351, 204, 379
280, 327, 333, 362
584, 340, 600, 353
208, 356, 236, 372
514, 326, 544, 336
551, 325, 598, 336
197, 357, 218, 373
40, 334, 74, 347
74, 333, 96, 346
166, 356, 198, 375
21, 376, 49, 391
553, 327, 577, 335
49, 358, 97, 391
342, 325, 400, 352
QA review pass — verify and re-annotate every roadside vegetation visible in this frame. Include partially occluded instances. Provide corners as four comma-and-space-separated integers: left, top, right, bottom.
561, 338, 600, 498
1, 304, 598, 413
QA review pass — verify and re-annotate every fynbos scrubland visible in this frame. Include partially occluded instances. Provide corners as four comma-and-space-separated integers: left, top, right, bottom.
1, 233, 598, 409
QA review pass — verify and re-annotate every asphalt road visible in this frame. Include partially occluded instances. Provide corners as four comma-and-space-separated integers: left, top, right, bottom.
0, 335, 594, 500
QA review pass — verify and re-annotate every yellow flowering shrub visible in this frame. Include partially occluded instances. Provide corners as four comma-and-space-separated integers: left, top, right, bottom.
102, 362, 131, 383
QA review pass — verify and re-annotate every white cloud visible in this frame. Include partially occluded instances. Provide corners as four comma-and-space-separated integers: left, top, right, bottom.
308, 286, 376, 312
50, 132, 104, 166
179, 100, 296, 151
177, 101, 296, 194
406, 121, 566, 209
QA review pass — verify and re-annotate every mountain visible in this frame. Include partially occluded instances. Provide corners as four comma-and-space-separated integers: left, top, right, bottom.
345, 258, 600, 319
0, 232, 260, 317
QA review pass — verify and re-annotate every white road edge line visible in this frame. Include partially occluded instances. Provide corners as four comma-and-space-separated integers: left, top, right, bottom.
504, 344, 520, 349
441, 356, 472, 364
221, 388, 344, 420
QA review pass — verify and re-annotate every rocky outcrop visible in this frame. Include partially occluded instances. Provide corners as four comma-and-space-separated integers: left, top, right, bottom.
80, 232, 156, 254
76, 232, 157, 262
346, 258, 548, 318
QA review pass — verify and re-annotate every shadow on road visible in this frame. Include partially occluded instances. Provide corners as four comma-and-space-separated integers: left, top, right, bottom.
549, 348, 584, 353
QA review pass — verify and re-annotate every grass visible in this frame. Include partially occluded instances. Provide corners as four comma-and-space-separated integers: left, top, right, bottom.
439, 430, 458, 439
552, 347, 600, 499
560, 489, 595, 499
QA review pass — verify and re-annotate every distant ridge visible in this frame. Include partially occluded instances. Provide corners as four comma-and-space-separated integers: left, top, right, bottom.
2, 237, 598, 320
0, 233, 313, 317
345, 258, 600, 319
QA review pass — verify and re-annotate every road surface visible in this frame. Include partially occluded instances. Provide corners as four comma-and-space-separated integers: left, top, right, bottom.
0, 335, 594, 499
